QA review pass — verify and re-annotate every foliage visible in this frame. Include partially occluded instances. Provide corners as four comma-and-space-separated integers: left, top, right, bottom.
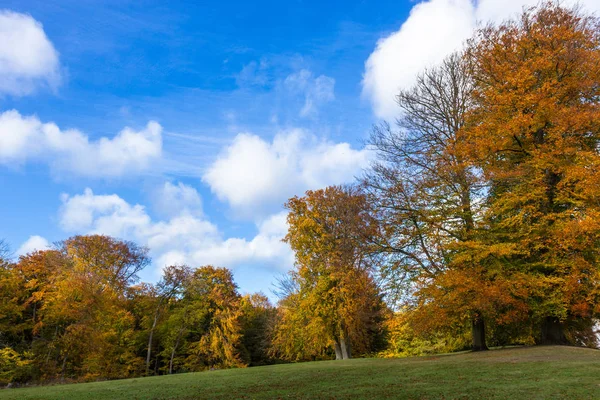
0, 348, 33, 385
272, 186, 387, 361
182, 266, 246, 371
460, 1, 600, 343
365, 1, 600, 350
379, 311, 470, 358
0, 237, 252, 384
239, 293, 277, 366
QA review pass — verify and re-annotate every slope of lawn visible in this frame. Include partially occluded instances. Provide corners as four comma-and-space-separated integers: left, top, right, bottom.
1, 346, 599, 400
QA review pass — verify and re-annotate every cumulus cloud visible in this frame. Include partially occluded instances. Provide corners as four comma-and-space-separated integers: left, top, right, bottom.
0, 10, 61, 96
17, 235, 50, 256
58, 188, 293, 274
190, 211, 292, 271
0, 110, 162, 178
284, 69, 335, 116
152, 181, 203, 218
203, 129, 371, 216
362, 0, 600, 120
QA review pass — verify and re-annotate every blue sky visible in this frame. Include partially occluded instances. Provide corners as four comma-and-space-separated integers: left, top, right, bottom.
1, 0, 597, 298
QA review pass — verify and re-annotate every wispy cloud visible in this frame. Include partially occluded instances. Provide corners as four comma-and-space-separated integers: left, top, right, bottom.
283, 69, 335, 117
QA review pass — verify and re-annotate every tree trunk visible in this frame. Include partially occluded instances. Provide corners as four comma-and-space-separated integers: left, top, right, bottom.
169, 335, 181, 374
471, 315, 488, 351
146, 310, 160, 375
46, 325, 59, 366
61, 356, 67, 382
340, 337, 351, 359
540, 317, 568, 345
334, 342, 343, 360
169, 347, 176, 375
169, 320, 187, 374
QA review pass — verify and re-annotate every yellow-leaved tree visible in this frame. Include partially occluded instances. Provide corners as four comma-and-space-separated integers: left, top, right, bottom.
272, 186, 387, 360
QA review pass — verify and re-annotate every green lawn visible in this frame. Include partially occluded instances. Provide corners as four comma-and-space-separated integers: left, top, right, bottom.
1, 346, 599, 399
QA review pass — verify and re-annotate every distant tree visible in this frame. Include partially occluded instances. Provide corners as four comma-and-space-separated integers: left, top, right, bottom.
0, 238, 257, 383
239, 293, 277, 366
0, 245, 23, 351
181, 266, 246, 371
46, 235, 149, 380
143, 265, 190, 375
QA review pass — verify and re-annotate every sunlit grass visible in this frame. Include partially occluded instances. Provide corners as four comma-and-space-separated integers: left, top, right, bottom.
1, 346, 599, 399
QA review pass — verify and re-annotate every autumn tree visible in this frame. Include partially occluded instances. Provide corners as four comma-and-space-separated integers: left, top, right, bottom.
0, 236, 267, 383
14, 250, 65, 335
462, 2, 600, 345
364, 53, 501, 350
273, 186, 386, 360
6, 249, 71, 381
43, 235, 150, 380
0, 242, 29, 380
239, 293, 277, 366
176, 266, 245, 371
142, 265, 190, 375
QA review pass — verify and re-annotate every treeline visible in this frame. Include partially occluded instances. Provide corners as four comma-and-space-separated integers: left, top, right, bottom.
0, 236, 276, 384
2, 1, 600, 386
0, 233, 385, 385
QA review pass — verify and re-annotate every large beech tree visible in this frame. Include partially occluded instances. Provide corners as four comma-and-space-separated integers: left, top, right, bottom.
462, 2, 600, 344
364, 53, 500, 350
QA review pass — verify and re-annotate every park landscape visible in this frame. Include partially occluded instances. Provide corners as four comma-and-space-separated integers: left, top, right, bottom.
1, 1, 600, 399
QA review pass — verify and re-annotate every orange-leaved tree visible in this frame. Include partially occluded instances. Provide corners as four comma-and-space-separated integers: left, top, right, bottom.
462, 2, 600, 344
363, 52, 515, 350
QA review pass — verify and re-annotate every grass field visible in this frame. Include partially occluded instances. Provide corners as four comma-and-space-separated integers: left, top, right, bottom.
1, 346, 599, 399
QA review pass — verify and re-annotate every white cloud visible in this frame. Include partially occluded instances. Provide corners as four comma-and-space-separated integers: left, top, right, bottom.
0, 10, 61, 96
362, 0, 600, 120
475, 0, 599, 23
0, 109, 162, 178
58, 188, 293, 274
203, 129, 371, 216
17, 235, 50, 256
191, 211, 293, 271
152, 181, 203, 218
284, 69, 335, 116
363, 0, 474, 120
59, 188, 150, 233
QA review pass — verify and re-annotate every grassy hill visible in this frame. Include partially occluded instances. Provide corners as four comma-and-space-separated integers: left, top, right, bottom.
1, 346, 599, 399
